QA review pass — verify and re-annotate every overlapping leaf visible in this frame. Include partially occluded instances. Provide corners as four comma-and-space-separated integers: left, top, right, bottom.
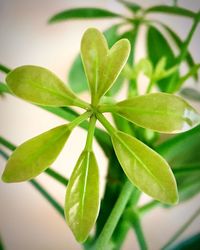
111, 93, 200, 133
6, 65, 79, 107
65, 150, 100, 242
111, 131, 178, 204
2, 124, 71, 182
81, 28, 130, 102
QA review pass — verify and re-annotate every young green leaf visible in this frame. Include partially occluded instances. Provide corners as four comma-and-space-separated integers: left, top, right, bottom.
111, 131, 178, 204
111, 93, 200, 133
81, 28, 130, 103
147, 26, 177, 91
65, 150, 100, 242
2, 124, 71, 182
145, 5, 196, 18
6, 65, 81, 107
48, 8, 121, 23
68, 24, 122, 94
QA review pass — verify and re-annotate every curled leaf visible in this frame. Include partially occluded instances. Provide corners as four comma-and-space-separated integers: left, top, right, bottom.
2, 124, 71, 182
65, 151, 100, 242
111, 131, 178, 204
113, 93, 200, 133
6, 65, 79, 107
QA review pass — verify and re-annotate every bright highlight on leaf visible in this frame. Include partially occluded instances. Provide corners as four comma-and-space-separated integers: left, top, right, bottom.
65, 150, 100, 242
2, 124, 71, 182
6, 65, 79, 107
111, 131, 178, 204
112, 93, 200, 133
81, 28, 130, 103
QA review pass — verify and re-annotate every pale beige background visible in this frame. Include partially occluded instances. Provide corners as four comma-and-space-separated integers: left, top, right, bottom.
0, 0, 200, 250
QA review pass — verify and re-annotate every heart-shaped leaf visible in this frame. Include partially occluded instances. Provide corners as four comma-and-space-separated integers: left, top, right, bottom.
81, 28, 130, 103
112, 93, 200, 133
65, 150, 100, 242
111, 131, 178, 204
2, 124, 71, 182
6, 65, 80, 107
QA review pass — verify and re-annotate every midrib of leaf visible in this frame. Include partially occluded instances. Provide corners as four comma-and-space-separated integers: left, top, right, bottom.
16, 126, 68, 169
117, 106, 188, 120
80, 152, 90, 225
113, 132, 165, 192
27, 80, 76, 104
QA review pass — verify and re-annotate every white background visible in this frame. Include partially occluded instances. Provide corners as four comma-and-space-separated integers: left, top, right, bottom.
0, 0, 200, 249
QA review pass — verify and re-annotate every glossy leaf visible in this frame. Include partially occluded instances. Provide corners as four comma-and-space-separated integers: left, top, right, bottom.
113, 93, 200, 133
181, 88, 200, 102
65, 151, 100, 242
81, 28, 130, 101
2, 124, 71, 182
6, 65, 78, 107
119, 0, 141, 13
111, 131, 178, 204
48, 8, 121, 23
145, 5, 196, 18
147, 26, 177, 91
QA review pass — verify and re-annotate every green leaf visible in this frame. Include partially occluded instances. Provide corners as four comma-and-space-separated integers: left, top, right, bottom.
119, 0, 141, 13
65, 150, 99, 242
81, 28, 130, 102
112, 93, 200, 133
111, 131, 178, 204
48, 8, 121, 23
157, 22, 198, 81
181, 88, 200, 102
145, 5, 196, 18
146, 26, 177, 92
2, 124, 71, 182
6, 65, 79, 107
68, 24, 122, 94
169, 233, 200, 250
157, 125, 200, 202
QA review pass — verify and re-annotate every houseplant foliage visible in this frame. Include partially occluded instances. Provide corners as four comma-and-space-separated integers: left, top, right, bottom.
1, 1, 200, 249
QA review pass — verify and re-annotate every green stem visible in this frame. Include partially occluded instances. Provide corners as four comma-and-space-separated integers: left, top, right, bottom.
0, 137, 68, 186
96, 113, 116, 136
139, 200, 160, 216
68, 111, 91, 130
131, 212, 148, 250
0, 64, 11, 74
84, 115, 96, 151
0, 149, 64, 218
167, 15, 199, 92
93, 180, 134, 250
30, 179, 64, 217
146, 78, 154, 94
162, 207, 200, 250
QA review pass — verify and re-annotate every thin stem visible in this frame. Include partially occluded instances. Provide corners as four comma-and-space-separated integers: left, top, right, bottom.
146, 78, 154, 94
167, 15, 199, 92
139, 200, 160, 216
0, 137, 69, 186
98, 104, 117, 113
0, 64, 11, 74
68, 111, 91, 130
131, 212, 148, 250
162, 207, 200, 250
30, 179, 64, 217
96, 113, 116, 136
93, 180, 134, 250
0, 149, 64, 218
84, 115, 96, 151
